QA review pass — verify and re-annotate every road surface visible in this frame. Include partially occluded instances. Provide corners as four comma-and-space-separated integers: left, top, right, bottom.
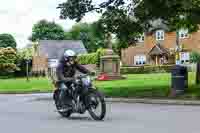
0, 94, 200, 133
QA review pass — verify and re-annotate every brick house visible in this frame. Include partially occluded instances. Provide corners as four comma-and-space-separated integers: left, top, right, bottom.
121, 25, 200, 66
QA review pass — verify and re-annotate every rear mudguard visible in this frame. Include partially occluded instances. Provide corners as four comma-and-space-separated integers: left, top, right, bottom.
53, 89, 60, 101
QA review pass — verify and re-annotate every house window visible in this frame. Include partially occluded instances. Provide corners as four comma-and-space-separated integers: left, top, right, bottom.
136, 33, 145, 42
180, 52, 190, 63
179, 29, 189, 39
156, 30, 164, 41
48, 59, 58, 68
134, 55, 146, 65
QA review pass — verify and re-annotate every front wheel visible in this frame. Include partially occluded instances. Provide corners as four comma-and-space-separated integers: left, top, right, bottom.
85, 89, 106, 121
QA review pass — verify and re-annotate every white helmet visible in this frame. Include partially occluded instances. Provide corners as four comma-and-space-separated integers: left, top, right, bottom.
63, 49, 76, 61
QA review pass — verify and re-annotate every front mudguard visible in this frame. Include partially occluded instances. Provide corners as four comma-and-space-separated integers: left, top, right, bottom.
83, 87, 105, 109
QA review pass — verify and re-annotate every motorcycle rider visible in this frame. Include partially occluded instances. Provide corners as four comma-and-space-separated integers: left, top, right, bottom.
56, 49, 93, 112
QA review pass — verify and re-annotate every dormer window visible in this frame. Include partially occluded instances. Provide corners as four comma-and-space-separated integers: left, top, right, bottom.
179, 29, 189, 39
156, 30, 164, 41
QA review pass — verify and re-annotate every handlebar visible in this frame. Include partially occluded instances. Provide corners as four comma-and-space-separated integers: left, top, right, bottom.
55, 72, 95, 83
75, 74, 90, 79
75, 72, 95, 79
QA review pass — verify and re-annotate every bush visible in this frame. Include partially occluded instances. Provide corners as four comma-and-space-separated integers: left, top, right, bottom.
121, 65, 174, 74
14, 59, 32, 77
190, 51, 200, 63
0, 47, 17, 63
77, 53, 97, 65
14, 48, 33, 77
77, 48, 106, 65
0, 47, 17, 76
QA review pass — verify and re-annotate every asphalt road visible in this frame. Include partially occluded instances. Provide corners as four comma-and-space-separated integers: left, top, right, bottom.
0, 94, 200, 133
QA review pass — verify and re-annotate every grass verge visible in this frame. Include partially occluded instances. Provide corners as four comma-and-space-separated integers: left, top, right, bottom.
0, 73, 199, 100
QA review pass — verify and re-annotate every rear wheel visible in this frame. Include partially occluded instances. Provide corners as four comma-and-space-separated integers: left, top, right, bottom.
53, 89, 72, 118
86, 89, 106, 121
55, 102, 72, 118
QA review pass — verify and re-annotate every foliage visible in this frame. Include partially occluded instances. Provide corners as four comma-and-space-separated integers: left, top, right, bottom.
0, 33, 17, 48
29, 19, 66, 41
96, 48, 106, 67
121, 65, 174, 74
17, 47, 34, 60
57, 0, 200, 49
0, 47, 17, 76
112, 38, 127, 56
15, 48, 33, 77
134, 0, 200, 32
77, 48, 106, 65
190, 51, 200, 63
64, 22, 106, 53
77, 52, 97, 65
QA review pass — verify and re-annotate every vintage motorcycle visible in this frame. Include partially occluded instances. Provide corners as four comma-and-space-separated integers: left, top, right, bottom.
53, 74, 106, 120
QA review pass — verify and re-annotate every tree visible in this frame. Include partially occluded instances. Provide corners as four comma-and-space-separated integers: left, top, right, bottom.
29, 19, 66, 41
57, 0, 144, 47
15, 47, 33, 77
64, 22, 106, 52
57, 0, 200, 48
0, 47, 17, 77
0, 34, 17, 48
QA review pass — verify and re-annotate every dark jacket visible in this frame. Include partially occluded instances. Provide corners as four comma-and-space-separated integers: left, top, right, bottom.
56, 56, 90, 82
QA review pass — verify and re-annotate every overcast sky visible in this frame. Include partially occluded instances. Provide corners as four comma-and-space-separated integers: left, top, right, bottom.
0, 0, 100, 48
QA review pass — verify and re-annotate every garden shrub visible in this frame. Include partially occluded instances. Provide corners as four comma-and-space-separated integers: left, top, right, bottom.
0, 47, 17, 77
121, 65, 174, 74
77, 53, 97, 65
14, 47, 33, 77
77, 48, 106, 65
190, 51, 200, 63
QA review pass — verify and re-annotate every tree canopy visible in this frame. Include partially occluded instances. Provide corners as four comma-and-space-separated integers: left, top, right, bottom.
57, 0, 200, 48
64, 22, 106, 52
0, 34, 17, 48
29, 19, 66, 41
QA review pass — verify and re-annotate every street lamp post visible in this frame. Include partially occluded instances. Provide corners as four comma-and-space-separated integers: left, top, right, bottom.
26, 59, 30, 82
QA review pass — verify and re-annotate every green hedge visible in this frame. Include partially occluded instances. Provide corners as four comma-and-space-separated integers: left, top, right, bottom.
77, 53, 97, 65
121, 65, 174, 74
77, 48, 106, 65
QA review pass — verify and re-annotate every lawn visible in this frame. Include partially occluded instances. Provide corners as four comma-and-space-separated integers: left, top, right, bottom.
0, 73, 199, 99
0, 78, 54, 93
95, 72, 198, 98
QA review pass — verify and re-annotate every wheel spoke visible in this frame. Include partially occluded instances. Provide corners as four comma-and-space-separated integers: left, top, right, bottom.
88, 93, 104, 119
